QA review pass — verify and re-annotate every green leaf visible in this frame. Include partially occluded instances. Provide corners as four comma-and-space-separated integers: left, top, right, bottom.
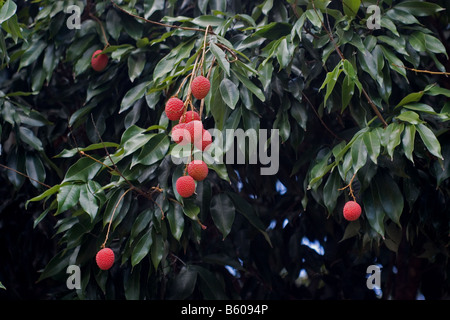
363, 130, 380, 165
323, 170, 341, 215
210, 193, 235, 239
343, 0, 361, 17
79, 181, 100, 221
219, 78, 239, 109
56, 184, 82, 214
63, 157, 103, 183
127, 53, 146, 83
120, 81, 151, 113
402, 103, 438, 115
210, 42, 230, 76
134, 133, 169, 166
227, 192, 272, 247
130, 209, 153, 242
150, 233, 164, 270
168, 266, 197, 300
18, 126, 43, 151
25, 154, 46, 189
167, 203, 184, 241
363, 184, 385, 238
402, 124, 416, 164
0, 0, 16, 24
341, 74, 355, 112
386, 123, 404, 160
54, 142, 119, 158
231, 64, 265, 102
351, 136, 368, 173
379, 45, 407, 79
305, 9, 322, 29
374, 173, 404, 226
253, 22, 292, 40
19, 39, 47, 70
394, 1, 444, 17
416, 123, 443, 160
276, 37, 293, 69
131, 230, 153, 266
396, 110, 422, 125
27, 184, 61, 206
395, 91, 424, 108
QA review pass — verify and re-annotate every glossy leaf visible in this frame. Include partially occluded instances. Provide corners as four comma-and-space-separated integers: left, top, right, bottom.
210, 193, 235, 239
131, 230, 153, 266
416, 123, 443, 160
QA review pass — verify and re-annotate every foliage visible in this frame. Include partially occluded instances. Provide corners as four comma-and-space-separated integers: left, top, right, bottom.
0, 0, 449, 299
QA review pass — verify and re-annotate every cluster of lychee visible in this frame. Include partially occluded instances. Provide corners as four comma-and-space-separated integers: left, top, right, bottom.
93, 76, 212, 271
166, 76, 212, 199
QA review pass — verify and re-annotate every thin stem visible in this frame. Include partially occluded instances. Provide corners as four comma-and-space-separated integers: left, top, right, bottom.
89, 13, 110, 49
311, 0, 387, 128
302, 92, 342, 141
109, 0, 214, 35
0, 163, 51, 189
392, 64, 450, 76
101, 187, 133, 248
338, 172, 357, 202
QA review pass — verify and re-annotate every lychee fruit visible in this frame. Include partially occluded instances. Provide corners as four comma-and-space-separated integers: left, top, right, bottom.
165, 97, 185, 121
171, 123, 190, 145
91, 50, 108, 72
185, 120, 204, 143
191, 76, 210, 100
194, 129, 212, 151
343, 201, 362, 221
96, 247, 115, 270
176, 175, 196, 198
179, 111, 200, 124
187, 160, 209, 181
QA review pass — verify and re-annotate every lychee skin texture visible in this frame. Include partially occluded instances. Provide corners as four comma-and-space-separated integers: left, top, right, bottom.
188, 160, 209, 181
191, 76, 210, 100
194, 129, 212, 151
171, 123, 190, 145
179, 111, 200, 124
343, 201, 362, 221
185, 120, 204, 143
96, 248, 115, 270
176, 175, 196, 198
91, 50, 108, 72
165, 97, 185, 121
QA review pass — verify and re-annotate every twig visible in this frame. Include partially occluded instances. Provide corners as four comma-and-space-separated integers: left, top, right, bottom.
338, 172, 357, 202
302, 92, 343, 141
0, 163, 51, 189
89, 13, 110, 49
101, 187, 133, 248
392, 64, 450, 76
109, 0, 214, 35
311, 0, 387, 128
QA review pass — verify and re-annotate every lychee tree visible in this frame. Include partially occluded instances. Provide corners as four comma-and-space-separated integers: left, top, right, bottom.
0, 0, 449, 299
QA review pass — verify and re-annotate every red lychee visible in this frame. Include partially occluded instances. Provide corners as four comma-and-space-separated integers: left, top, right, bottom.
91, 50, 108, 72
185, 120, 204, 143
179, 111, 201, 124
187, 160, 209, 181
191, 76, 210, 100
171, 123, 190, 145
96, 248, 115, 270
343, 201, 362, 221
165, 97, 185, 121
194, 129, 212, 151
176, 175, 196, 198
